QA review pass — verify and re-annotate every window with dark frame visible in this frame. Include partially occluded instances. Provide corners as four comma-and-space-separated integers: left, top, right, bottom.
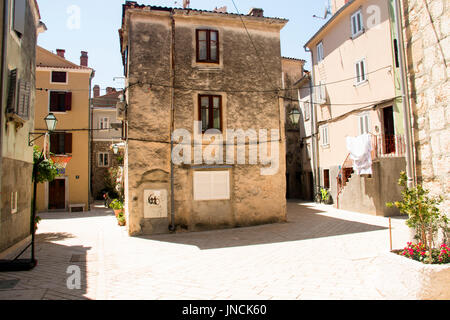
198, 95, 222, 132
50, 132, 72, 155
51, 71, 67, 83
49, 91, 72, 112
196, 29, 219, 63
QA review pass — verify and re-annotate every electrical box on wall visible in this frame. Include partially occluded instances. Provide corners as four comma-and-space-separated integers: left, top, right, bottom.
143, 189, 168, 218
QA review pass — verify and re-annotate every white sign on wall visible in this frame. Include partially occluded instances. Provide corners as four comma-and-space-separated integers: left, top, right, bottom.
144, 189, 168, 218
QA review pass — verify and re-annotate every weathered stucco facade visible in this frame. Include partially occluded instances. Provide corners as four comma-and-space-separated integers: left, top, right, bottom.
120, 3, 287, 235
402, 0, 449, 215
0, 0, 42, 254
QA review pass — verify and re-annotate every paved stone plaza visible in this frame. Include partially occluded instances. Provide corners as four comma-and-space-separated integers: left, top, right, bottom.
0, 201, 412, 300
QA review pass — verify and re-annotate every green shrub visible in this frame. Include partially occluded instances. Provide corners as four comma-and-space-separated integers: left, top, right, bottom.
387, 172, 448, 263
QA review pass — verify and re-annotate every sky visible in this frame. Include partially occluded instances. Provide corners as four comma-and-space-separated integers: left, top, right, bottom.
36, 0, 331, 94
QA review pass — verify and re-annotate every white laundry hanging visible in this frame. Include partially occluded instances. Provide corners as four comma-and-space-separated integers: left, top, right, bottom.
346, 133, 373, 175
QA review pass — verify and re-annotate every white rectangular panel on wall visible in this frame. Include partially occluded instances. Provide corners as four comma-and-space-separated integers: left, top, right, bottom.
144, 189, 168, 218
193, 171, 230, 201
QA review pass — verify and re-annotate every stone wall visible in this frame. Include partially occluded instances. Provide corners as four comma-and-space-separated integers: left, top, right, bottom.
123, 10, 287, 235
403, 0, 449, 215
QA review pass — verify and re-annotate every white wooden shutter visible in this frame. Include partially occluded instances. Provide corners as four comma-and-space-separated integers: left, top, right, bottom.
193, 171, 230, 201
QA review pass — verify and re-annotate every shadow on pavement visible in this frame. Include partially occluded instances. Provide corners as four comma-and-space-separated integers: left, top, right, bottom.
0, 231, 91, 300
141, 201, 388, 250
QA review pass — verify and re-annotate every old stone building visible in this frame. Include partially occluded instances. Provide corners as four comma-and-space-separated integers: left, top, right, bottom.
91, 86, 123, 200
120, 2, 288, 235
402, 0, 449, 215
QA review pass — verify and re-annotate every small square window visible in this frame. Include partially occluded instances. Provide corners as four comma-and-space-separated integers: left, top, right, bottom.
51, 71, 67, 83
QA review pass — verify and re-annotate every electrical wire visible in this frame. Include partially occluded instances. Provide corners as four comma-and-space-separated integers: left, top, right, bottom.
35, 65, 392, 97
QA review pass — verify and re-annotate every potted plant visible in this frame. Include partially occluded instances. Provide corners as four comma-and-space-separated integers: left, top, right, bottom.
117, 211, 126, 227
375, 172, 449, 299
109, 199, 124, 217
320, 188, 332, 205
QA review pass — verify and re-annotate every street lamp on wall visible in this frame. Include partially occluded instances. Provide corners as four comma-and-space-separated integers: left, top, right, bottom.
288, 109, 301, 126
44, 113, 58, 132
112, 144, 119, 155
28, 113, 58, 146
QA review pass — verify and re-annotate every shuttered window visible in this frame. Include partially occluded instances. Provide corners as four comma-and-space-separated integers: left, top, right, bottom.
50, 133, 72, 155
7, 69, 31, 119
13, 0, 26, 37
49, 91, 72, 112
193, 171, 230, 201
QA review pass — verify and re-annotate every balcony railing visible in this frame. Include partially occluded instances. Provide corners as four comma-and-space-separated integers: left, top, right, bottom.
371, 134, 406, 160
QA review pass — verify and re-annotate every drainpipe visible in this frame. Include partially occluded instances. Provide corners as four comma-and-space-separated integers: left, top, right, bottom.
168, 10, 176, 232
393, 0, 415, 188
304, 47, 320, 200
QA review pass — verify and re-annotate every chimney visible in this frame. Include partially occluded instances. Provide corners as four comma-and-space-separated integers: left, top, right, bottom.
56, 49, 65, 59
93, 85, 100, 98
248, 8, 264, 17
80, 51, 88, 67
106, 87, 116, 95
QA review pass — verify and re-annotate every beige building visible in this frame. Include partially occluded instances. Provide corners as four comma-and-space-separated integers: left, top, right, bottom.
35, 47, 94, 212
0, 0, 44, 255
90, 86, 123, 199
305, 0, 408, 215
120, 3, 288, 235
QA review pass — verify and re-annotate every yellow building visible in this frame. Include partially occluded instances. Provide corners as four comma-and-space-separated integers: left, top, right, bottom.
35, 46, 94, 212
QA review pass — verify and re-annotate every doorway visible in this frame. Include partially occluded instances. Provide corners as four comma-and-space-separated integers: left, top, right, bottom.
49, 178, 66, 210
382, 106, 395, 154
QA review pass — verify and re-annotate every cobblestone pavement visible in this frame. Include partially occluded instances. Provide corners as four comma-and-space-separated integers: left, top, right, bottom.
0, 201, 412, 300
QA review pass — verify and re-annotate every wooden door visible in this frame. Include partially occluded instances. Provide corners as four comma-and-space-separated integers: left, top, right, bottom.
49, 179, 65, 210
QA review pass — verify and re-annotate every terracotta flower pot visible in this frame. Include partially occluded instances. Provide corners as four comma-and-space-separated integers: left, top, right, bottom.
114, 209, 123, 217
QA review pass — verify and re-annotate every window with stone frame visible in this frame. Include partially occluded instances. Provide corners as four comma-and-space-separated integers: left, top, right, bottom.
198, 95, 222, 132
196, 29, 219, 63
98, 152, 110, 167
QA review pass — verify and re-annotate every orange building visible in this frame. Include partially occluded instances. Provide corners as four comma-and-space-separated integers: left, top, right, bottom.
35, 46, 94, 212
